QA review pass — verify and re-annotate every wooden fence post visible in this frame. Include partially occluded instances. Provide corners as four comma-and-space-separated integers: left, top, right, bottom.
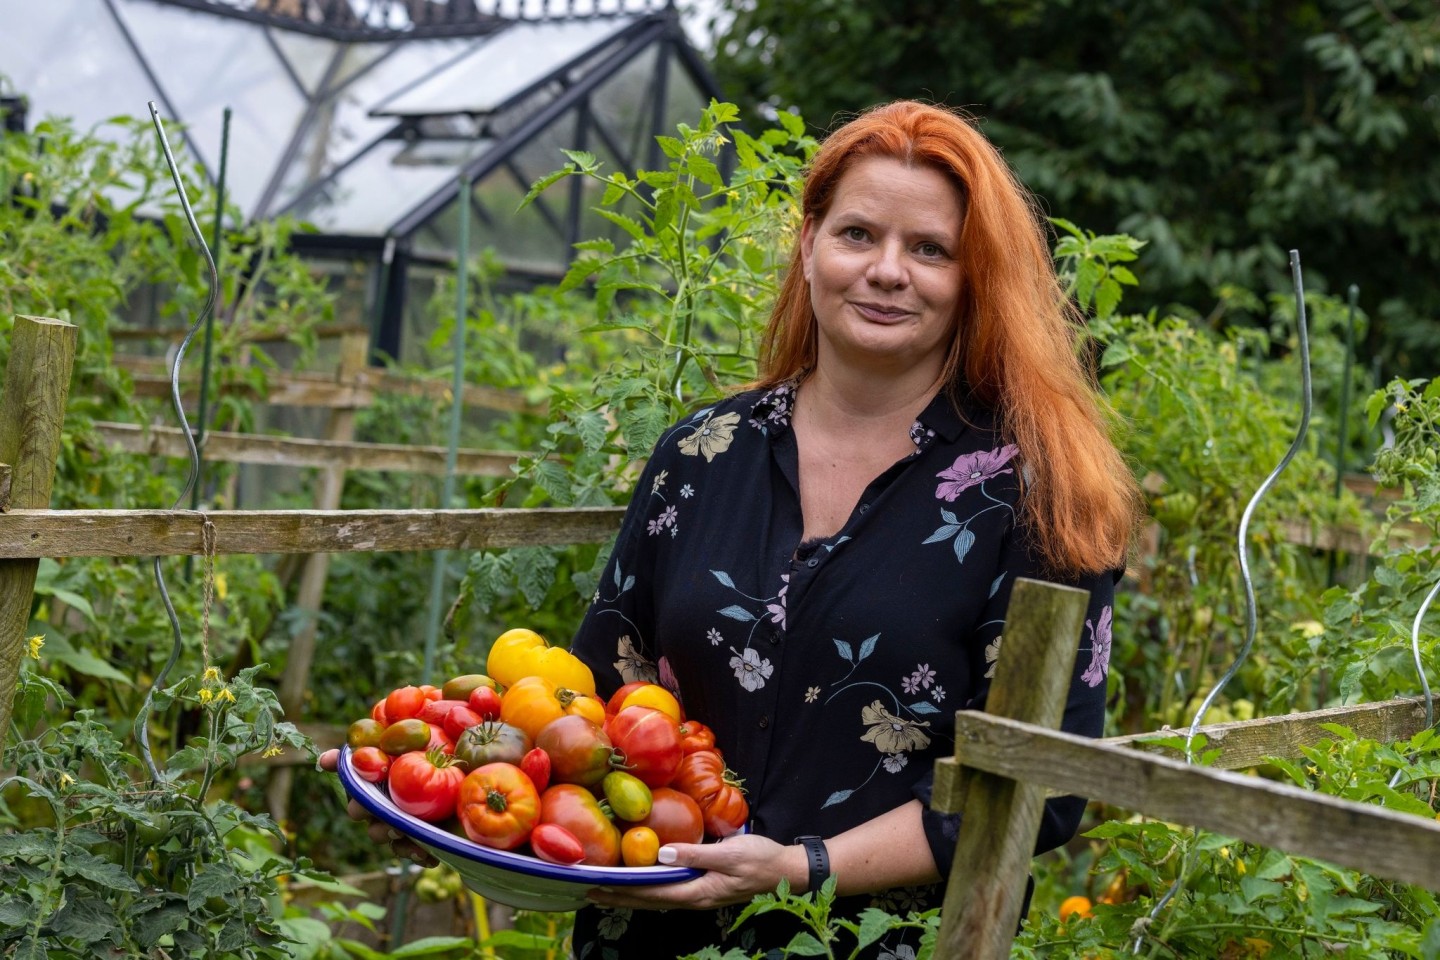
0, 316, 77, 761
930, 577, 1091, 959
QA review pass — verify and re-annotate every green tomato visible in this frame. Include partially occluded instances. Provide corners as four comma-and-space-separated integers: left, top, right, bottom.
601, 771, 653, 823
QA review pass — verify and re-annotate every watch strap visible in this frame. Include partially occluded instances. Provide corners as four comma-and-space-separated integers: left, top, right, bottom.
794, 835, 830, 894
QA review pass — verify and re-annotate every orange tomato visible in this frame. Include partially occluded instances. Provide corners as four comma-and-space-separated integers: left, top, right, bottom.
500, 676, 566, 741
562, 692, 607, 727
1059, 895, 1093, 922
621, 826, 660, 867
620, 684, 683, 723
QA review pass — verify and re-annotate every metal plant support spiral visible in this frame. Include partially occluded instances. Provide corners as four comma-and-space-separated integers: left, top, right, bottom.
134, 102, 218, 784
1132, 250, 1312, 954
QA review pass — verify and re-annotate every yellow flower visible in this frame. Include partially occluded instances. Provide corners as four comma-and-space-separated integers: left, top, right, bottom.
199, 688, 214, 704
203, 666, 222, 684
261, 745, 283, 759
26, 635, 44, 659
1236, 859, 1248, 875
218, 687, 236, 703
58, 772, 75, 788
859, 700, 932, 754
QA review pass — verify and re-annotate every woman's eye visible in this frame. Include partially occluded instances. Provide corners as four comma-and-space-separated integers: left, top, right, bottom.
917, 242, 945, 258
843, 226, 869, 242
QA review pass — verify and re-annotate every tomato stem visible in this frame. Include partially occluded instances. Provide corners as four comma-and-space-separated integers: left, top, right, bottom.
486, 789, 509, 813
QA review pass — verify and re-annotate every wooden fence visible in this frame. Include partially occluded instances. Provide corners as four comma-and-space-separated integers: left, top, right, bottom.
4, 314, 1439, 960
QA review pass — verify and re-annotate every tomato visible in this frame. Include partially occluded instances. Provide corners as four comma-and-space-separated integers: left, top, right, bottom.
672, 750, 727, 807
500, 676, 567, 741
347, 718, 385, 749
468, 686, 502, 721
453, 721, 532, 771
679, 720, 717, 755
560, 691, 607, 727
388, 750, 465, 822
529, 823, 586, 865
535, 715, 617, 788
520, 747, 551, 794
370, 698, 390, 725
638, 787, 703, 846
443, 705, 486, 741
426, 723, 456, 755
349, 746, 390, 784
609, 706, 684, 788
701, 783, 749, 838
384, 686, 428, 722
621, 826, 660, 867
487, 628, 596, 697
620, 684, 683, 723
419, 684, 443, 701
539, 784, 620, 866
442, 673, 499, 702
379, 718, 433, 756
605, 681, 650, 717
417, 699, 467, 726
601, 771, 653, 823
456, 762, 541, 851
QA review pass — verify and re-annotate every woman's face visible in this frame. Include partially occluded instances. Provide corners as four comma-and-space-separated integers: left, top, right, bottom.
800, 156, 964, 381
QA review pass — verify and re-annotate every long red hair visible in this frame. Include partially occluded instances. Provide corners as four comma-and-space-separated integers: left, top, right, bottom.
757, 101, 1141, 575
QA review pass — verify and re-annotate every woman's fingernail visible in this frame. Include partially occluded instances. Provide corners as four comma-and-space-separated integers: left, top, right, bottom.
657, 846, 678, 865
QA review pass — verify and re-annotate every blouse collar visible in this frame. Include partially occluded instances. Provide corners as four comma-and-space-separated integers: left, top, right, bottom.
747, 378, 970, 447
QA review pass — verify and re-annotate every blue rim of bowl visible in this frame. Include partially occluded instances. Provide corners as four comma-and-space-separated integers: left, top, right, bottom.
337, 744, 703, 886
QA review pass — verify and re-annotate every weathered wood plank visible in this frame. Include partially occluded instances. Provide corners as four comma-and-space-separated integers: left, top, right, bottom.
0, 507, 625, 558
93, 422, 528, 478
934, 579, 1091, 960
1105, 697, 1430, 769
946, 712, 1440, 892
111, 322, 368, 344
0, 317, 77, 758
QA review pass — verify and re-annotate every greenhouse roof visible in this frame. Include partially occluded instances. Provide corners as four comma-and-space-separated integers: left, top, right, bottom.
0, 0, 720, 248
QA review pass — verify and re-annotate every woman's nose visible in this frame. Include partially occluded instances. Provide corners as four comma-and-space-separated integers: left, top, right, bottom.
866, 241, 907, 288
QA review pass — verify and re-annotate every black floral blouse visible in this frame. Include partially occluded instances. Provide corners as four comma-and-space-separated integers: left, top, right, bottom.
568, 382, 1118, 960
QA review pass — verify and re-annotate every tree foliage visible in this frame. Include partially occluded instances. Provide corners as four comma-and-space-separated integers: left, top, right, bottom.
709, 0, 1440, 374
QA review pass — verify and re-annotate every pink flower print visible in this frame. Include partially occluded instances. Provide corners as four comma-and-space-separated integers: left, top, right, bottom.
658, 656, 681, 699
935, 444, 1020, 501
902, 674, 920, 695
1081, 605, 1113, 688
765, 574, 789, 630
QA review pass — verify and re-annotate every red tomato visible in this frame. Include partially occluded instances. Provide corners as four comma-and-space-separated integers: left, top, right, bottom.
605, 682, 650, 718
468, 686, 502, 721
419, 684, 444, 701
385, 686, 428, 722
370, 698, 390, 726
672, 750, 728, 808
426, 723, 456, 755
609, 706, 683, 788
535, 715, 617, 788
520, 747, 551, 794
638, 787, 703, 846
379, 718, 433, 756
443, 705, 486, 741
529, 823, 585, 865
456, 763, 541, 850
679, 720, 717, 755
418, 699, 467, 726
349, 746, 390, 784
539, 784, 620, 866
387, 750, 465, 822
702, 784, 749, 838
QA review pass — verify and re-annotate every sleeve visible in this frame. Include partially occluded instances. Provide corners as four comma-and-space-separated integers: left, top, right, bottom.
910, 519, 1119, 877
567, 445, 673, 702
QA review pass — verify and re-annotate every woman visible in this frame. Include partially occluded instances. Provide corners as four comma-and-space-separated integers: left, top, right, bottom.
564, 100, 1141, 958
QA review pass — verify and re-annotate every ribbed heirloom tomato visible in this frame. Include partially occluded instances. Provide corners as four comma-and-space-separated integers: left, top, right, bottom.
499, 676, 567, 741
453, 721, 531, 771
388, 750, 465, 822
456, 762, 540, 851
608, 705, 683, 788
673, 749, 749, 837
538, 784, 620, 866
534, 714, 617, 787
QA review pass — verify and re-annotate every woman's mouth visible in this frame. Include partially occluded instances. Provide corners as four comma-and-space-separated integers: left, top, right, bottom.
852, 301, 911, 323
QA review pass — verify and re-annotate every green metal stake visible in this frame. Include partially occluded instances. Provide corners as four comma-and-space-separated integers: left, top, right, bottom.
1327, 284, 1359, 587
193, 106, 230, 506
420, 175, 472, 684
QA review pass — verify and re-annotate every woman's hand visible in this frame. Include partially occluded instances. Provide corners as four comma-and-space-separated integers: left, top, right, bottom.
585, 833, 806, 911
316, 748, 435, 865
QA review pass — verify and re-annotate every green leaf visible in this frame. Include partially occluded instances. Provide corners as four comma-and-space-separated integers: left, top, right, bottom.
390, 937, 477, 957
780, 932, 829, 956
13, 936, 47, 960
655, 135, 685, 159
186, 862, 244, 910
133, 901, 189, 948
685, 153, 723, 188
62, 850, 141, 893
573, 410, 609, 453
777, 110, 806, 138
1365, 388, 1390, 427
1095, 277, 1123, 319
854, 907, 898, 949
595, 208, 649, 243
560, 149, 598, 172
41, 636, 133, 684
620, 399, 671, 461
513, 547, 559, 609
0, 897, 34, 927
1418, 915, 1440, 960
51, 896, 120, 944
532, 459, 573, 506
518, 164, 575, 211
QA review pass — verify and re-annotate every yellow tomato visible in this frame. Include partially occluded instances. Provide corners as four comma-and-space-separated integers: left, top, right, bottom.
621, 826, 660, 867
620, 684, 683, 723
1058, 895, 1093, 922
487, 628, 596, 697
561, 692, 607, 727
500, 676, 566, 741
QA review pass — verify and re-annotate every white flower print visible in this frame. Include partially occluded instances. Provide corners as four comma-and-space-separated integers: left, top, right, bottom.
678, 410, 741, 461
930, 684, 946, 703
651, 469, 668, 494
596, 907, 632, 939
613, 635, 658, 684
883, 753, 908, 773
805, 686, 820, 703
729, 646, 774, 692
680, 483, 694, 498
707, 627, 723, 646
670, 526, 679, 538
1081, 604, 1114, 688
765, 574, 789, 630
984, 637, 1002, 679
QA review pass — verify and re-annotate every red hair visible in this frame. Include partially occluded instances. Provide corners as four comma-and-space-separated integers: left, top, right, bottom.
757, 101, 1141, 575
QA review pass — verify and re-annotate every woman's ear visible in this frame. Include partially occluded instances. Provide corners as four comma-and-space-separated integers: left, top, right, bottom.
799, 215, 816, 284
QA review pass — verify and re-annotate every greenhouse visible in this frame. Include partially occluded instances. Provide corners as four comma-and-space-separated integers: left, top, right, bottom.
1, 0, 720, 361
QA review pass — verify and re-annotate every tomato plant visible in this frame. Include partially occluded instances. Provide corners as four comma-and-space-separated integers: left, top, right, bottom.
456, 762, 541, 850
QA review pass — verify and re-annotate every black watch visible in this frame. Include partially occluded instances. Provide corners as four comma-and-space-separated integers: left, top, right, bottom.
794, 835, 830, 894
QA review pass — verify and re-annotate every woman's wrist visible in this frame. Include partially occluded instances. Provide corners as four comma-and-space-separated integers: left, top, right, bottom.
793, 835, 831, 894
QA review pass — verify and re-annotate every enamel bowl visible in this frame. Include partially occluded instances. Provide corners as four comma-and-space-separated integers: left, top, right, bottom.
337, 745, 703, 912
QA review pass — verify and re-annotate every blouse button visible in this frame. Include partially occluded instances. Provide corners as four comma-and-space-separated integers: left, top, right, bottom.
806, 556, 819, 568
858, 502, 870, 514
758, 716, 770, 729
769, 630, 782, 645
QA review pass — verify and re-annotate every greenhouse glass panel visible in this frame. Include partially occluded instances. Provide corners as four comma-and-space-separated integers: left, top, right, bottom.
268, 38, 472, 216
112, 0, 306, 217
288, 136, 495, 235
586, 44, 657, 172
269, 28, 341, 96
373, 17, 636, 117
664, 54, 710, 137
0, 0, 159, 137
424, 172, 568, 272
